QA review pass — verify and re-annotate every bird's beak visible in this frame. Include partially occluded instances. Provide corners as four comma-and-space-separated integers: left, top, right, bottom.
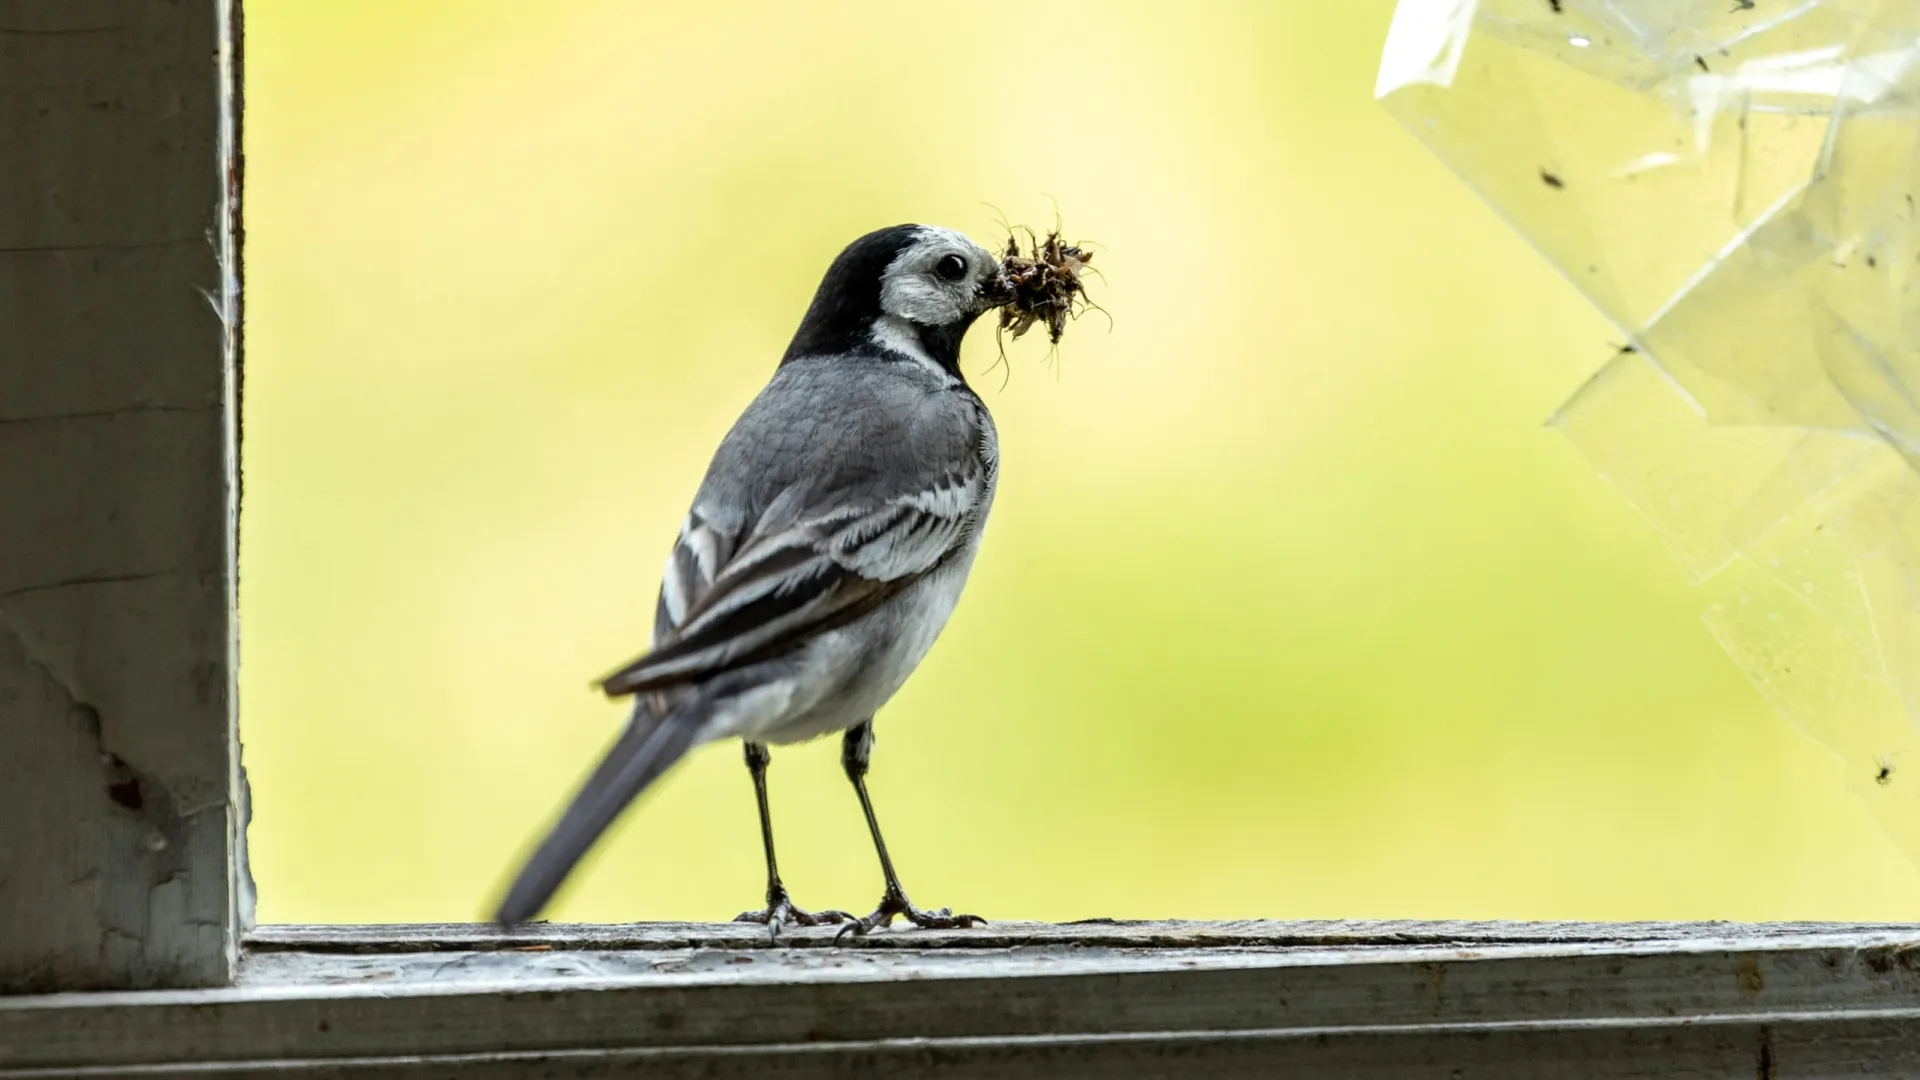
980, 267, 1017, 310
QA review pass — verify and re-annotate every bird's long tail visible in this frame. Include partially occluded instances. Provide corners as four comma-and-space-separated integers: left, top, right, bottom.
494, 701, 700, 925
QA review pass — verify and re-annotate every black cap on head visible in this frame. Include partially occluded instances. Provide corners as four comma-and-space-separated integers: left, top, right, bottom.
782, 225, 923, 364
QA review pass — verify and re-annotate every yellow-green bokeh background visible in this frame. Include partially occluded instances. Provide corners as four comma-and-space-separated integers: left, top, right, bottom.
241, 1, 1920, 924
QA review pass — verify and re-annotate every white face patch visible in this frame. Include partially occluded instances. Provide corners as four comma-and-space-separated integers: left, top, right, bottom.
877, 226, 997, 328
868, 314, 940, 372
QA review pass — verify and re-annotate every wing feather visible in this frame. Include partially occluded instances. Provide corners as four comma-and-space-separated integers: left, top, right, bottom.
600, 461, 986, 697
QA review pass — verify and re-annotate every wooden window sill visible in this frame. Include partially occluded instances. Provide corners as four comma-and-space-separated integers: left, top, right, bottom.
5, 920, 1918, 1077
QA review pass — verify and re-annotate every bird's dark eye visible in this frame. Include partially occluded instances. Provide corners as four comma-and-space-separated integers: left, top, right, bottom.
934, 253, 969, 282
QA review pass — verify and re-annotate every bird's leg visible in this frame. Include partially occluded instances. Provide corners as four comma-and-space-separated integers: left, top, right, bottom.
835, 721, 984, 939
733, 741, 849, 936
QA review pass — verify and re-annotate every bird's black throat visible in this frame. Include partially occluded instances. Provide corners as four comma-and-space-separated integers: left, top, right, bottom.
892, 313, 980, 374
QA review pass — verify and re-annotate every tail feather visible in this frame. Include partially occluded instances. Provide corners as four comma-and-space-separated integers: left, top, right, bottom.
494, 705, 699, 925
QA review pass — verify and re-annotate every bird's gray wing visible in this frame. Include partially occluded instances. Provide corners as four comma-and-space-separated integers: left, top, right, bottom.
600, 369, 990, 697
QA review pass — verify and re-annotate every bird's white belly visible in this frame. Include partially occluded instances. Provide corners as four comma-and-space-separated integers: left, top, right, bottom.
750, 543, 980, 745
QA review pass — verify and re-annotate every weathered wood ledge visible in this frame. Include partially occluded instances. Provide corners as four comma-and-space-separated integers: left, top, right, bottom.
4, 921, 1918, 1078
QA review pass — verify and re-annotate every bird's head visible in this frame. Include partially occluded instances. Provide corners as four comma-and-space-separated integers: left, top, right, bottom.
782, 224, 1015, 373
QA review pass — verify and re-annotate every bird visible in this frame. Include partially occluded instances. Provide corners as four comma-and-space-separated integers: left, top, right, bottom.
494, 223, 1016, 936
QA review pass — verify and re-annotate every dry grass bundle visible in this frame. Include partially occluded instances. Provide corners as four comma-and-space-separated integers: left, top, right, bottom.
995, 226, 1100, 346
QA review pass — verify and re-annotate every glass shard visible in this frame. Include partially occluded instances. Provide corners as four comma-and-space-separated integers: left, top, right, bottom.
1381, 0, 1920, 866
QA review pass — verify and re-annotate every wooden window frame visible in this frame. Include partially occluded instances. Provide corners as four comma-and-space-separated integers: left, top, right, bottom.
3, 2, 1916, 1075
9, 922, 1920, 1075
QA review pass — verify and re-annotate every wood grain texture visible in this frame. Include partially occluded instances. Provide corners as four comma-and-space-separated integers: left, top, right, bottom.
0, 0, 239, 993
4, 922, 1918, 1076
247, 917, 1920, 952
10, 1016, 1918, 1080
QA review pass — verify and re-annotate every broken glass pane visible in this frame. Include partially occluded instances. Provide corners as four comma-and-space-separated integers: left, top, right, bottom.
1379, 0, 1920, 864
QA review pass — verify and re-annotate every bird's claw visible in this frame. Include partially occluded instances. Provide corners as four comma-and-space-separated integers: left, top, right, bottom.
833, 887, 985, 942
735, 885, 851, 942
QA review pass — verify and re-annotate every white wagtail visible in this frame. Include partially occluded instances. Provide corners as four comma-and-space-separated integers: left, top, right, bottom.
495, 224, 1017, 935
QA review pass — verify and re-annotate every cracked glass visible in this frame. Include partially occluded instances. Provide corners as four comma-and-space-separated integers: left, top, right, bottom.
1379, 0, 1920, 861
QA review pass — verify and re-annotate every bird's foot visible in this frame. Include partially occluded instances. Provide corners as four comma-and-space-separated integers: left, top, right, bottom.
734, 883, 850, 941
834, 884, 984, 941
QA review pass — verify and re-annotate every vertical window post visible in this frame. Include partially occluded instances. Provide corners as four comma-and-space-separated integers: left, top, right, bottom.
0, 0, 240, 992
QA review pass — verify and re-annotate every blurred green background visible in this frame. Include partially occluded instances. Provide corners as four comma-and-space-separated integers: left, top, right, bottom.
240, 0, 1920, 924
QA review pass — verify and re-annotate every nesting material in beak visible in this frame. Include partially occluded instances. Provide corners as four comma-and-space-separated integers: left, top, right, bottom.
982, 268, 1018, 309
995, 227, 1098, 346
